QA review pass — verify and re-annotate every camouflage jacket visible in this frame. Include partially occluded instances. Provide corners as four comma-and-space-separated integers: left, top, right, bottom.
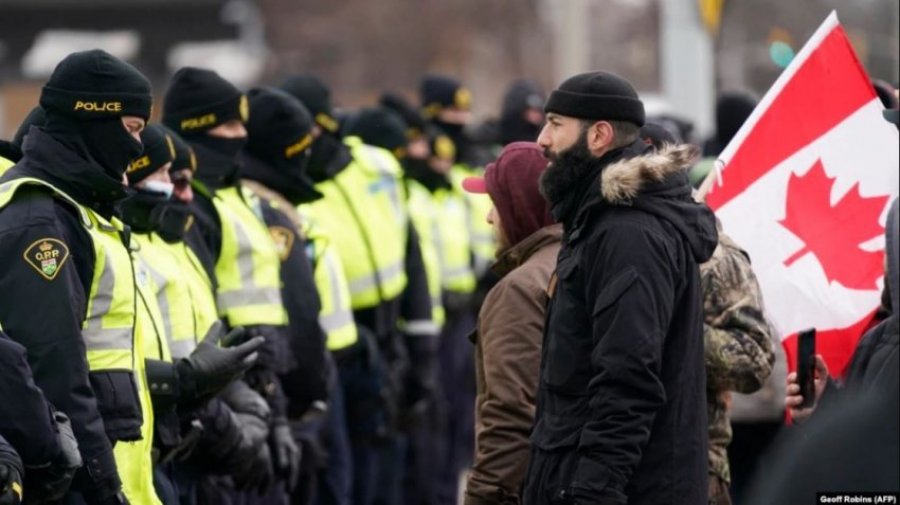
701, 226, 775, 483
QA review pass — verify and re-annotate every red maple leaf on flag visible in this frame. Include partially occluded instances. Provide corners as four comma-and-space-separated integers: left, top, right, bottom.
780, 159, 890, 290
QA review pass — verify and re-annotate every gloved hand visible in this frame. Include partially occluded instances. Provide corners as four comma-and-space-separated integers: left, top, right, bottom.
269, 418, 301, 492
22, 411, 82, 503
176, 322, 265, 407
234, 412, 269, 447
244, 325, 288, 373
71, 445, 125, 505
0, 444, 22, 505
232, 442, 273, 494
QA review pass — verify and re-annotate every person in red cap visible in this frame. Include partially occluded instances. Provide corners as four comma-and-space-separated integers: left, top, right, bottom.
460, 142, 561, 505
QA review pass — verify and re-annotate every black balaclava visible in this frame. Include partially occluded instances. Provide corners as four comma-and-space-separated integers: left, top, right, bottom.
37, 49, 152, 206
305, 132, 351, 183
152, 125, 197, 243
279, 73, 351, 182
241, 87, 322, 205
380, 91, 428, 139
420, 74, 472, 163
119, 124, 178, 234
499, 78, 545, 145
714, 92, 757, 152
162, 66, 248, 189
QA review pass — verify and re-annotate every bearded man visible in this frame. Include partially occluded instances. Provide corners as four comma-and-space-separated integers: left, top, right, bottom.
522, 71, 718, 505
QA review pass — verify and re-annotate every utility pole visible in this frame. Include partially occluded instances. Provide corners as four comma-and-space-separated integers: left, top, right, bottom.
551, 0, 591, 83
661, 0, 715, 138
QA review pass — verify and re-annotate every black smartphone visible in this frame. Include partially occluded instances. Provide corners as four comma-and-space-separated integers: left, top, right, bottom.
796, 328, 817, 409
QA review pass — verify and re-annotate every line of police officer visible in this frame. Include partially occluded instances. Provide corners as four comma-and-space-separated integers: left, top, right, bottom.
0, 49, 494, 505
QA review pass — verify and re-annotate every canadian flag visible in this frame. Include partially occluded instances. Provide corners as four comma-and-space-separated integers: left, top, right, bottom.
703, 12, 899, 378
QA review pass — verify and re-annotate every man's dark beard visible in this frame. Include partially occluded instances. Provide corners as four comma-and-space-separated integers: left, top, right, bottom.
539, 130, 597, 205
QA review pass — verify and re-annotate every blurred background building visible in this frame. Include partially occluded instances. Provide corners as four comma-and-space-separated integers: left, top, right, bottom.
1, 0, 898, 140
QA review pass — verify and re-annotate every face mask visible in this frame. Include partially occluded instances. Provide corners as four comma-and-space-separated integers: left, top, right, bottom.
432, 119, 467, 160
402, 156, 451, 192
156, 201, 193, 243
41, 114, 140, 203
141, 180, 175, 200
118, 188, 170, 233
189, 135, 248, 188
82, 118, 145, 181
191, 135, 247, 160
307, 133, 351, 182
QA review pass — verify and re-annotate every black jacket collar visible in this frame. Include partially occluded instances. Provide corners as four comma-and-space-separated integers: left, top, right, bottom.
2, 127, 127, 216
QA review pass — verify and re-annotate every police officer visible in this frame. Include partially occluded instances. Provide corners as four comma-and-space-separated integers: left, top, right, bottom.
281, 74, 438, 505
118, 123, 269, 502
420, 75, 500, 505
162, 67, 293, 499
0, 49, 154, 505
343, 105, 448, 505
240, 86, 349, 503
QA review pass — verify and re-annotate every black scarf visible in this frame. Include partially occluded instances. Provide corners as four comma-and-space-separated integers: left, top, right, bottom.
119, 188, 194, 243
240, 153, 323, 205
402, 157, 451, 193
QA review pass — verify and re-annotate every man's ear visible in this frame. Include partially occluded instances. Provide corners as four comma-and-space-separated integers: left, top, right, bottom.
586, 121, 614, 154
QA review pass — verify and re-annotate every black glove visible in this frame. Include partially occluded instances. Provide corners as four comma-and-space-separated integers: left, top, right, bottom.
22, 411, 82, 503
193, 401, 255, 474
72, 447, 125, 505
269, 418, 301, 492
176, 322, 265, 407
221, 381, 271, 425
244, 325, 288, 373
232, 442, 273, 494
0, 442, 22, 505
234, 412, 269, 448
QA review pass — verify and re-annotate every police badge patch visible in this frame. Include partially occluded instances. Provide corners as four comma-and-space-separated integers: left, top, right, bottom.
269, 226, 295, 261
23, 238, 70, 280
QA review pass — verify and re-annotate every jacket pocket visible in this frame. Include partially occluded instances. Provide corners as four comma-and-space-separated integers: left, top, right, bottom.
89, 370, 143, 442
591, 267, 637, 318
542, 257, 586, 393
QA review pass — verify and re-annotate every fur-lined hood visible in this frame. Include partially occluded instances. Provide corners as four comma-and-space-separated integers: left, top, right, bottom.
600, 144, 700, 204
595, 143, 717, 262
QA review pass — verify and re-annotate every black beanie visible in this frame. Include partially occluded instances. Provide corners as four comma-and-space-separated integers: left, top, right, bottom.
715, 92, 757, 147
127, 123, 175, 185
380, 92, 427, 138
344, 107, 408, 155
245, 87, 315, 166
159, 125, 197, 173
162, 67, 247, 136
279, 74, 340, 134
639, 122, 678, 149
544, 71, 644, 126
420, 74, 471, 118
40, 49, 152, 121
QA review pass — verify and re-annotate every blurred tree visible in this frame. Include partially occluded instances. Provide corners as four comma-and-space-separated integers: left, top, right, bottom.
257, 0, 553, 117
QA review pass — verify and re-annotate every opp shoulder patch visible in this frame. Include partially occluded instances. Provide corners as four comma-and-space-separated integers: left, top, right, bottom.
23, 238, 70, 280
269, 226, 295, 262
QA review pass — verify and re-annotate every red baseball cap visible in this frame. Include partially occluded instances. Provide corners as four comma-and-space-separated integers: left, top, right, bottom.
462, 176, 487, 194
